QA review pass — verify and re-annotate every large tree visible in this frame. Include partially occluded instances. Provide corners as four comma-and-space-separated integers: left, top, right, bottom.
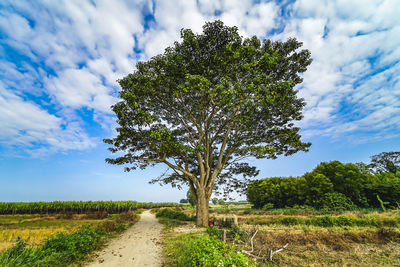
104, 21, 312, 226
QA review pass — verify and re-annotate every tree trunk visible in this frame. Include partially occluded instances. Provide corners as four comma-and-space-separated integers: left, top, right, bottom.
196, 187, 209, 226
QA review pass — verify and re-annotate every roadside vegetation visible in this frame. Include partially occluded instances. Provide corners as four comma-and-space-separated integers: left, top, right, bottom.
0, 210, 140, 266
0, 202, 184, 266
159, 204, 400, 266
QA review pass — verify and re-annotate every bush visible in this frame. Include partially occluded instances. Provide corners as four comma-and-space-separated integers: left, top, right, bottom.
156, 208, 192, 221
317, 192, 356, 211
179, 235, 254, 266
0, 227, 106, 266
116, 211, 138, 224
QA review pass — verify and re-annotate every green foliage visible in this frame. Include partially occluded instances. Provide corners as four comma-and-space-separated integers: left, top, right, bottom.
104, 20, 312, 225
186, 190, 196, 207
317, 192, 356, 211
156, 208, 192, 221
376, 195, 388, 212
262, 203, 274, 210
304, 172, 333, 206
249, 214, 400, 228
363, 181, 400, 208
369, 151, 400, 174
206, 225, 248, 244
180, 199, 189, 203
0, 227, 106, 266
246, 160, 396, 210
176, 234, 254, 266
311, 161, 370, 206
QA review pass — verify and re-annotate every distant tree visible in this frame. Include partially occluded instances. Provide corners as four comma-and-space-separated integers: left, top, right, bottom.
247, 178, 282, 208
279, 176, 307, 207
180, 199, 189, 204
186, 190, 196, 207
311, 161, 369, 206
355, 162, 370, 174
211, 198, 219, 205
368, 152, 400, 174
104, 20, 312, 226
363, 181, 400, 208
304, 172, 333, 206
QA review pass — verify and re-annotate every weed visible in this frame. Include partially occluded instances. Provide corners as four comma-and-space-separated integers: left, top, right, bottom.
165, 233, 255, 266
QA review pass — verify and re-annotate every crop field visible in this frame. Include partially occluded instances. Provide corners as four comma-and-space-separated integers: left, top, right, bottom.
2, 201, 400, 266
161, 204, 400, 266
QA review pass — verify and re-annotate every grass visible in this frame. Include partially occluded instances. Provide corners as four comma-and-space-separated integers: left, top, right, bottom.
0, 226, 107, 266
159, 205, 400, 266
0, 210, 141, 265
241, 211, 400, 228
0, 213, 110, 252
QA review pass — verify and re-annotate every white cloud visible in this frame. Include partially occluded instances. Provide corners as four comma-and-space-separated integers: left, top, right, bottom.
45, 68, 117, 112
0, 83, 95, 156
1, 0, 400, 156
277, 0, 400, 142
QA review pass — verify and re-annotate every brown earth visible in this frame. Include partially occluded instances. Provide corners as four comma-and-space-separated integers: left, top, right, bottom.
87, 210, 163, 267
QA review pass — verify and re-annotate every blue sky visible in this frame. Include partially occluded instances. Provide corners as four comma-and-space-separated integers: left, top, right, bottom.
0, 0, 399, 202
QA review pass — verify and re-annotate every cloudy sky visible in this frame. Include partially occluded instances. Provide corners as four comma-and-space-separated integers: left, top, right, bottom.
0, 0, 399, 202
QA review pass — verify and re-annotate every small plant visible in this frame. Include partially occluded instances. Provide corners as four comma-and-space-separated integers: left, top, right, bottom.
177, 235, 255, 266
376, 195, 388, 211
116, 211, 138, 224
156, 208, 192, 221
0, 227, 107, 266
262, 203, 274, 210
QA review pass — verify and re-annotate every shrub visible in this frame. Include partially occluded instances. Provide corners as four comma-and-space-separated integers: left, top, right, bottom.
82, 211, 109, 219
317, 192, 356, 211
0, 227, 106, 266
180, 235, 254, 266
116, 211, 138, 224
156, 208, 191, 221
101, 221, 117, 232
206, 225, 248, 243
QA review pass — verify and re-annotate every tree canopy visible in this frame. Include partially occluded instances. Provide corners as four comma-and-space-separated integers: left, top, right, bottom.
104, 20, 312, 225
368, 151, 400, 174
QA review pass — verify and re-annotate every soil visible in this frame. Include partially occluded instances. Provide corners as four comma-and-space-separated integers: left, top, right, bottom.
87, 210, 163, 267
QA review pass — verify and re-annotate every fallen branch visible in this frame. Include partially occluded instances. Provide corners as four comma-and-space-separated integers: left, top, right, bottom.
242, 229, 260, 258
269, 243, 289, 261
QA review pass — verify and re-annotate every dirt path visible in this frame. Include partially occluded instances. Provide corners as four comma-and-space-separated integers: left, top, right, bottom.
87, 210, 163, 267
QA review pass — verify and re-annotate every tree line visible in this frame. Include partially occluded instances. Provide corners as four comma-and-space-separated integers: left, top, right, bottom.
247, 152, 400, 210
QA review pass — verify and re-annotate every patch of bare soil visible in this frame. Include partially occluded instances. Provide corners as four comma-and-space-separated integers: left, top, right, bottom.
87, 210, 163, 267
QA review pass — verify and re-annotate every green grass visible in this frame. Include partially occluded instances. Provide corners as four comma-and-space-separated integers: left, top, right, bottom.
164, 232, 255, 267
0, 211, 140, 265
0, 226, 107, 266
246, 213, 400, 227
156, 208, 193, 221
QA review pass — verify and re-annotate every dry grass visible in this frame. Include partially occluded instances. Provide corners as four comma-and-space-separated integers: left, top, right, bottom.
166, 208, 400, 266
0, 213, 112, 252
0, 227, 77, 251
238, 222, 400, 266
